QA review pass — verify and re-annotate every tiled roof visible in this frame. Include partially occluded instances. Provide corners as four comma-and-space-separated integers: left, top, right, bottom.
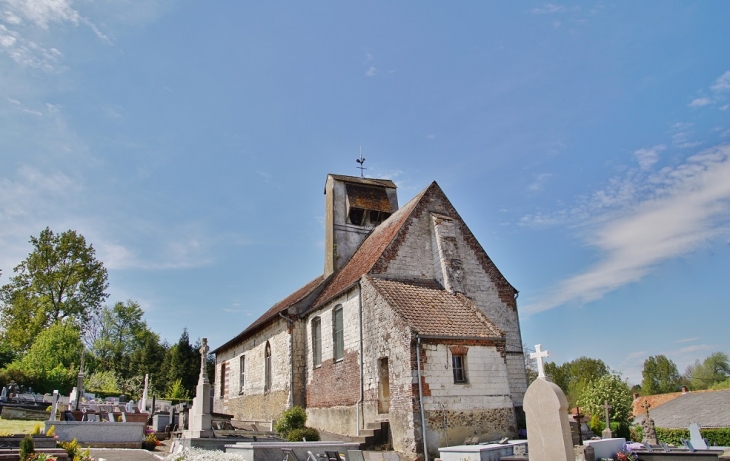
312, 183, 434, 307
213, 275, 326, 354
366, 276, 504, 339
634, 389, 730, 428
632, 392, 685, 418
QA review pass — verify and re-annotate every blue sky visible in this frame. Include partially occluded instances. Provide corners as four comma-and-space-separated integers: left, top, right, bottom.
1, 1, 729, 385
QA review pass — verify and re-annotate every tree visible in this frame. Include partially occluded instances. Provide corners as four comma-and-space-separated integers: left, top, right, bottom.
685, 352, 730, 390
545, 356, 610, 407
160, 329, 200, 398
523, 345, 538, 384
0, 228, 108, 352
641, 355, 681, 395
91, 300, 154, 381
577, 374, 633, 437
5, 321, 83, 393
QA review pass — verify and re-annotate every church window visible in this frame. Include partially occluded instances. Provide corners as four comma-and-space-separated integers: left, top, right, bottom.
452, 354, 467, 383
239, 355, 245, 394
333, 305, 344, 361
220, 362, 227, 397
312, 317, 322, 367
264, 342, 272, 392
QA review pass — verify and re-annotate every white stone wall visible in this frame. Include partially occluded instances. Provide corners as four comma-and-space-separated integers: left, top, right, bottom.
421, 343, 512, 411
214, 319, 291, 420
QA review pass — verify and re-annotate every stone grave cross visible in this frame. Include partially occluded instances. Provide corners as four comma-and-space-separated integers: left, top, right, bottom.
641, 399, 651, 417
602, 400, 613, 438
574, 406, 585, 445
199, 338, 210, 384
530, 344, 549, 378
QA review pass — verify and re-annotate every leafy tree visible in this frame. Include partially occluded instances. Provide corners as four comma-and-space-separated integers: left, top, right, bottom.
129, 334, 168, 396
90, 300, 155, 382
685, 352, 730, 390
0, 228, 108, 352
5, 321, 82, 393
642, 355, 681, 395
577, 374, 633, 437
85, 370, 121, 394
523, 345, 538, 384
545, 356, 610, 407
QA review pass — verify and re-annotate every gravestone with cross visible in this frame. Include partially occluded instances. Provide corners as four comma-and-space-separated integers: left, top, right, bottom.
186, 337, 213, 438
523, 344, 573, 461
602, 400, 613, 439
640, 400, 658, 445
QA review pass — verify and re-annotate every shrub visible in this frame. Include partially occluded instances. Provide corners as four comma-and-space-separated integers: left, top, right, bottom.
273, 406, 307, 438
656, 427, 730, 446
629, 425, 642, 442
19, 434, 35, 460
31, 423, 42, 435
46, 425, 55, 437
287, 427, 320, 442
589, 414, 604, 434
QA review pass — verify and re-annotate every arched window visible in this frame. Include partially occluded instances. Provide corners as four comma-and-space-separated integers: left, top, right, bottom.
333, 305, 344, 361
312, 317, 322, 367
264, 342, 272, 392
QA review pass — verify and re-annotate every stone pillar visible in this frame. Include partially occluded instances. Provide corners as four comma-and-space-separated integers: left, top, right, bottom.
187, 338, 213, 438
49, 390, 59, 422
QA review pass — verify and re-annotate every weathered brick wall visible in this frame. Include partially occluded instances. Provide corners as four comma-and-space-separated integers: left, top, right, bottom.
372, 190, 528, 405
361, 278, 419, 456
214, 319, 291, 421
304, 288, 362, 435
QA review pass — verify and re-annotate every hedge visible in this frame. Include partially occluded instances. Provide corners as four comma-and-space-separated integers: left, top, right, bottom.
656, 427, 730, 446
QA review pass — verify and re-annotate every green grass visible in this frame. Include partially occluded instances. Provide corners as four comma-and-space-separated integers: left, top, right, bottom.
0, 417, 43, 435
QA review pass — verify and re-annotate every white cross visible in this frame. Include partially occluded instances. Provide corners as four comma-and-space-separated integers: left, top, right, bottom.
530, 344, 549, 378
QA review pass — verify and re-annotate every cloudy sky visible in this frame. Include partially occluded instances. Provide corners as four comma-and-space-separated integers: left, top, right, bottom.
2, 1, 729, 384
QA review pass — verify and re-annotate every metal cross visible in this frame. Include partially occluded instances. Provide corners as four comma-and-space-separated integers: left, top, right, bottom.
530, 344, 549, 378
603, 400, 613, 430
575, 406, 585, 445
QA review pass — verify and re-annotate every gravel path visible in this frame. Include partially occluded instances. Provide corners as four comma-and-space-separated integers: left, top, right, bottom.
90, 448, 164, 461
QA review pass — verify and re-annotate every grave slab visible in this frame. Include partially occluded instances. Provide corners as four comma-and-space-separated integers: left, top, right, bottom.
438, 441, 528, 461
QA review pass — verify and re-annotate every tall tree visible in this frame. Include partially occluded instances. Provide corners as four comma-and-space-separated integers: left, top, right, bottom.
0, 228, 108, 352
641, 355, 681, 395
545, 356, 610, 407
685, 352, 730, 390
576, 374, 633, 437
160, 329, 200, 397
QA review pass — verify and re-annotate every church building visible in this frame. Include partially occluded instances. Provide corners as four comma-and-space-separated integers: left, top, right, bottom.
212, 174, 528, 458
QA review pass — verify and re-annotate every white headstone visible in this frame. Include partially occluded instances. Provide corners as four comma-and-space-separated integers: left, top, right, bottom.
69, 387, 77, 406
688, 422, 708, 450
523, 344, 573, 461
49, 390, 59, 422
140, 374, 149, 412
125, 400, 135, 413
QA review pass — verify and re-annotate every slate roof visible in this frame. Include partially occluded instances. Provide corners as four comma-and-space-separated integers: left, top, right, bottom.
366, 276, 504, 339
634, 389, 730, 428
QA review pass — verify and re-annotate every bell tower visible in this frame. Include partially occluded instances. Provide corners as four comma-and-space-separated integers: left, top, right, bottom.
324, 174, 398, 276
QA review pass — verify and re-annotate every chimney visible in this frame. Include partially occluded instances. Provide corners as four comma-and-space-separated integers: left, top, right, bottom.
323, 174, 398, 276
682, 386, 688, 393
633, 393, 639, 399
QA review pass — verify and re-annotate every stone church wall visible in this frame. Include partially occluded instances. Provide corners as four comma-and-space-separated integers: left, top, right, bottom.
214, 319, 291, 422
420, 340, 516, 452
360, 278, 419, 456
304, 288, 361, 435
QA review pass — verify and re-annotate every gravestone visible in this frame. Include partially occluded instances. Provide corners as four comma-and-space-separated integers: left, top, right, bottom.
601, 400, 613, 438
688, 422, 708, 450
49, 390, 59, 422
640, 400, 658, 445
523, 344, 573, 461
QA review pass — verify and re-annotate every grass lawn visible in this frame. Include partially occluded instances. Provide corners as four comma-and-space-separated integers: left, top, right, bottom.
0, 417, 43, 435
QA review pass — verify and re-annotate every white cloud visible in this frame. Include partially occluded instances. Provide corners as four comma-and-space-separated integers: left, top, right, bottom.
365, 66, 377, 77
523, 145, 730, 314
531, 4, 567, 14
710, 70, 730, 93
634, 144, 664, 170
426, 134, 436, 140
675, 337, 701, 344
3, 0, 80, 29
689, 97, 712, 108
528, 172, 553, 192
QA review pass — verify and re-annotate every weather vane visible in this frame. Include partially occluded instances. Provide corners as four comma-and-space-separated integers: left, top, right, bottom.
356, 146, 366, 178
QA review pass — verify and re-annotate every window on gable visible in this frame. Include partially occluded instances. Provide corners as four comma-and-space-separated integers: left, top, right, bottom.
452, 354, 467, 383
239, 355, 245, 394
312, 317, 322, 367
264, 342, 272, 392
333, 305, 344, 361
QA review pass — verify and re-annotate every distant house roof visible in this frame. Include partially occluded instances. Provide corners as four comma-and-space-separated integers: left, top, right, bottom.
365, 276, 504, 339
634, 389, 730, 429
